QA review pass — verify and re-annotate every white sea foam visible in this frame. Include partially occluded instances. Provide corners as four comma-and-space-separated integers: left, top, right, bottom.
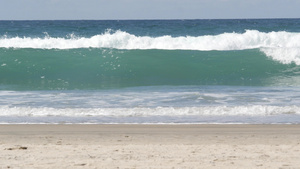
1, 30, 300, 64
261, 48, 300, 65
0, 105, 299, 117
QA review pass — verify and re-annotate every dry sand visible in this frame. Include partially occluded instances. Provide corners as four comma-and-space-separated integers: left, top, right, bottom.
0, 124, 300, 169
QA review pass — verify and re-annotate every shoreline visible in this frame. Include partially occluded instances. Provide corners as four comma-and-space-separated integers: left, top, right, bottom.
1, 124, 300, 168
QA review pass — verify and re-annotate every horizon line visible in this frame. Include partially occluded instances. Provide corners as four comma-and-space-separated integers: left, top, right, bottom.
0, 17, 300, 21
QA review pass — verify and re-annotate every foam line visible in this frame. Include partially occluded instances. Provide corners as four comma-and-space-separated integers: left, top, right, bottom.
0, 106, 299, 117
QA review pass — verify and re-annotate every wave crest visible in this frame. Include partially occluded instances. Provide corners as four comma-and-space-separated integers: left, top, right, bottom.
1, 30, 300, 64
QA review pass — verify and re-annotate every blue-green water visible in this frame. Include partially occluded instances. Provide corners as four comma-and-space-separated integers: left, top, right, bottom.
1, 19, 300, 123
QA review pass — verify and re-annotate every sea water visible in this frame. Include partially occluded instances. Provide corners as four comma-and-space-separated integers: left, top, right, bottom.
1, 19, 300, 124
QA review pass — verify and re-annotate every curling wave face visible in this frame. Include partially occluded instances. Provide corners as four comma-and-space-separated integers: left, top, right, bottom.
1, 47, 300, 90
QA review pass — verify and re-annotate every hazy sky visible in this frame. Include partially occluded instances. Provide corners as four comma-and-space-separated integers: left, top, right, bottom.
0, 0, 299, 20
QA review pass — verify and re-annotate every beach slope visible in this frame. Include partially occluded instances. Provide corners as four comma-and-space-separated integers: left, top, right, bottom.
0, 124, 300, 168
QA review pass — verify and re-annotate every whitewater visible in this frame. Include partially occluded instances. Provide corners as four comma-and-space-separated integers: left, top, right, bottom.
1, 86, 300, 124
1, 30, 300, 64
1, 19, 300, 124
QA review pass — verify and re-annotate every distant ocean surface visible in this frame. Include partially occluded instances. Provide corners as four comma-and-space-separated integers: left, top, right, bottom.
1, 19, 300, 124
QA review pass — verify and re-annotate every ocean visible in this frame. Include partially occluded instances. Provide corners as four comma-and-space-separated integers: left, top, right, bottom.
1, 19, 300, 124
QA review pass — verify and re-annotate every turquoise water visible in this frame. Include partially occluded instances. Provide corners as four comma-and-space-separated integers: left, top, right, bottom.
1, 19, 300, 123
1, 48, 296, 90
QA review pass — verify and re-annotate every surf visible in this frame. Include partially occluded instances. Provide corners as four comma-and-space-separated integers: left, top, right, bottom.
1, 30, 300, 65
1, 30, 299, 51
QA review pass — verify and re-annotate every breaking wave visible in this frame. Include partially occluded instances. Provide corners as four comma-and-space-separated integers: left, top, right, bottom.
2, 30, 300, 64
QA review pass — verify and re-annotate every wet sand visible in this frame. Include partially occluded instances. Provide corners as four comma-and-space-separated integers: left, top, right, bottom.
0, 124, 300, 168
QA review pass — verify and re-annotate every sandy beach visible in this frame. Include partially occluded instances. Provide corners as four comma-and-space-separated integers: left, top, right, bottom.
0, 124, 300, 168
